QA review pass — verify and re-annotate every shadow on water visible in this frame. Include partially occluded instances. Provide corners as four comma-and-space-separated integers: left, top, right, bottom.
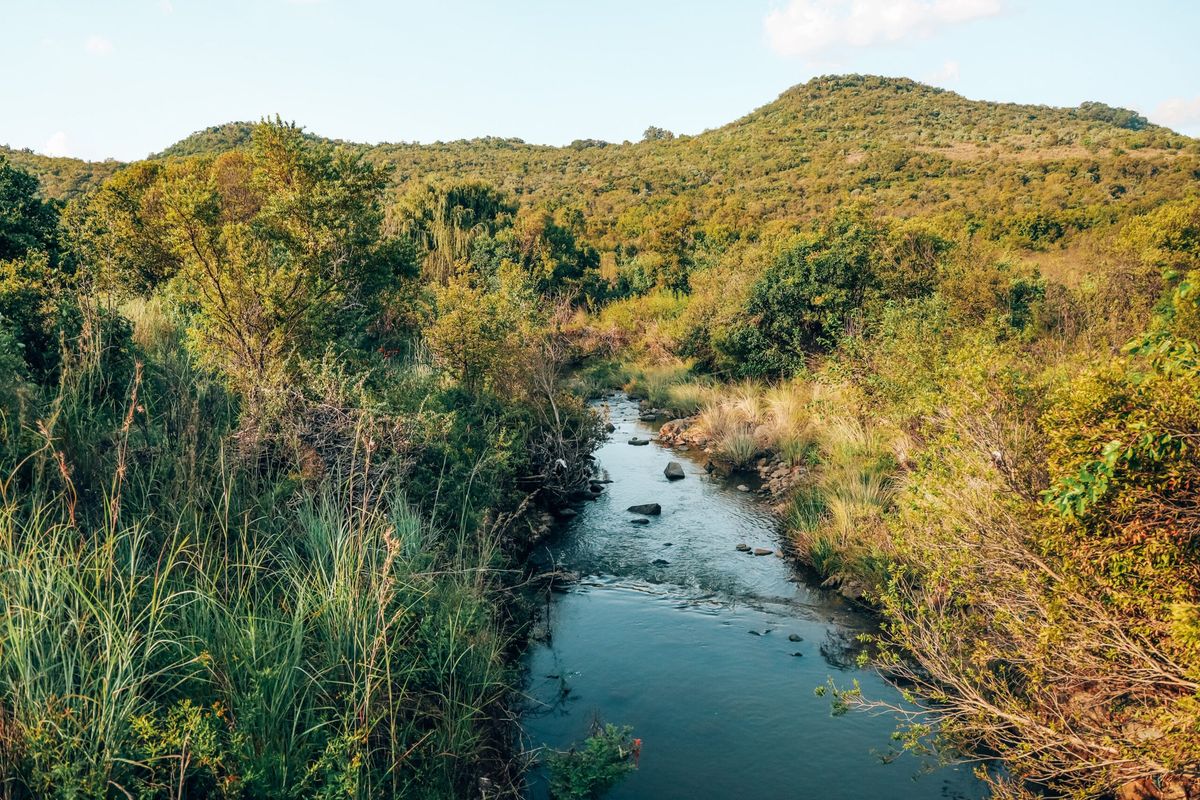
521, 394, 987, 800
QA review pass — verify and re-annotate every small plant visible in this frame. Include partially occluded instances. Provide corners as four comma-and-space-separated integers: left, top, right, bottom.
665, 380, 711, 416
718, 431, 758, 469
547, 724, 639, 800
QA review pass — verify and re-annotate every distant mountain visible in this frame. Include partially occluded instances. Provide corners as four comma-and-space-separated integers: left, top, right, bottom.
8, 76, 1196, 245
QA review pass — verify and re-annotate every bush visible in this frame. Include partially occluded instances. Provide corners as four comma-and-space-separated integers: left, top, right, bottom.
547, 724, 638, 800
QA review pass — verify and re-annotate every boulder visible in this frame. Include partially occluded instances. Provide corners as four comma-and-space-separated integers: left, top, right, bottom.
604, 422, 616, 433
627, 503, 662, 515
664, 461, 685, 480
735, 543, 751, 552
753, 547, 773, 556
628, 437, 650, 446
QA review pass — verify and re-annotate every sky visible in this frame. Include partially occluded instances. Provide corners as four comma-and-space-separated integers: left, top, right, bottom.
4, 0, 1198, 162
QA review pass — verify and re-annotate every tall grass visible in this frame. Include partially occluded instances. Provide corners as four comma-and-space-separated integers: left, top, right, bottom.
0, 317, 516, 799
786, 414, 898, 588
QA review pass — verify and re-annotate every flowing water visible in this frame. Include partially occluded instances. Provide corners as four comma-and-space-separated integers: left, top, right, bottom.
520, 395, 987, 800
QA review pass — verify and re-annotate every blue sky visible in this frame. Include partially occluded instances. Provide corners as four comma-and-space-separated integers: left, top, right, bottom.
5, 0, 1198, 161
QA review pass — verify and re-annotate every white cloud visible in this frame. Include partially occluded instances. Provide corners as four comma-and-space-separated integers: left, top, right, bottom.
925, 58, 960, 84
84, 35, 114, 56
764, 0, 1002, 58
42, 131, 71, 158
1151, 96, 1200, 133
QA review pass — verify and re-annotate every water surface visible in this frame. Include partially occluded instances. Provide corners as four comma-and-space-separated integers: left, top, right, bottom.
522, 396, 985, 800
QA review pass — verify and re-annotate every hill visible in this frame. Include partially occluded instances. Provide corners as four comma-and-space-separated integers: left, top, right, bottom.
11, 76, 1198, 248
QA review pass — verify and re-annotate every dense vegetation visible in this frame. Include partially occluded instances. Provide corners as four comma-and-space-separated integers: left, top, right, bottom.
4, 75, 1199, 798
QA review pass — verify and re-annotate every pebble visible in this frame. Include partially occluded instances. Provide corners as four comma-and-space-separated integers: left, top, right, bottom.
735, 543, 751, 552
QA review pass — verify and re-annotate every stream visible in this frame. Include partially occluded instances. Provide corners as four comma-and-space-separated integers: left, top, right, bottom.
521, 394, 987, 799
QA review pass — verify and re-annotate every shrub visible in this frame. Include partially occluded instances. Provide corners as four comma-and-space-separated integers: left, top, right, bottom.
718, 431, 757, 468
547, 724, 638, 800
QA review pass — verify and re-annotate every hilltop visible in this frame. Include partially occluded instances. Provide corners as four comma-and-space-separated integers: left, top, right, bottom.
9, 77, 1196, 230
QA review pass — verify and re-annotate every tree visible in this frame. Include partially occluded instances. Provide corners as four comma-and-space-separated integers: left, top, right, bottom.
73, 120, 396, 396
642, 126, 675, 142
716, 208, 885, 376
390, 182, 513, 284
0, 157, 59, 263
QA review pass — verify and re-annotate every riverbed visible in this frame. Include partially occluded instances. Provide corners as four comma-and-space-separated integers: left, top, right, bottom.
522, 395, 986, 799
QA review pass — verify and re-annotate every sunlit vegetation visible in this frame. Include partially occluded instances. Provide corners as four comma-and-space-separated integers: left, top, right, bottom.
4, 74, 1200, 798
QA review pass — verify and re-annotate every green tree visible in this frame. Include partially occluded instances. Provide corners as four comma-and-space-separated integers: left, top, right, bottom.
716, 208, 885, 376
74, 120, 397, 395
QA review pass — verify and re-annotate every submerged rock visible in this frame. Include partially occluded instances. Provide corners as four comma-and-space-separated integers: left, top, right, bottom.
788, 633, 803, 642
664, 461, 685, 480
627, 503, 662, 515
652, 558, 670, 566
735, 543, 751, 552
630, 518, 650, 525
753, 547, 773, 556
628, 437, 650, 446
737, 484, 750, 492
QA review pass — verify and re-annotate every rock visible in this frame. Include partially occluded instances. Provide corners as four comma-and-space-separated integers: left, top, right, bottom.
704, 461, 716, 473
839, 581, 867, 602
652, 558, 670, 566
628, 437, 650, 446
748, 630, 761, 636
664, 461, 685, 480
788, 633, 803, 642
791, 652, 804, 657
737, 484, 750, 492
753, 547, 773, 556
589, 484, 604, 494
627, 503, 662, 515
662, 542, 673, 547
735, 543, 751, 552
604, 422, 616, 433
677, 445, 689, 452
630, 518, 650, 525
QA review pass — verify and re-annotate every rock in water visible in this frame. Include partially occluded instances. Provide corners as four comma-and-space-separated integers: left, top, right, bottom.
604, 422, 616, 433
628, 437, 650, 446
664, 461, 685, 480
735, 543, 751, 552
788, 633, 803, 642
630, 518, 650, 525
627, 503, 662, 515
753, 547, 773, 556
737, 484, 750, 492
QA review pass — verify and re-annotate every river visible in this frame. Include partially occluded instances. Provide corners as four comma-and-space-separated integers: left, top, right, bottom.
521, 394, 986, 799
